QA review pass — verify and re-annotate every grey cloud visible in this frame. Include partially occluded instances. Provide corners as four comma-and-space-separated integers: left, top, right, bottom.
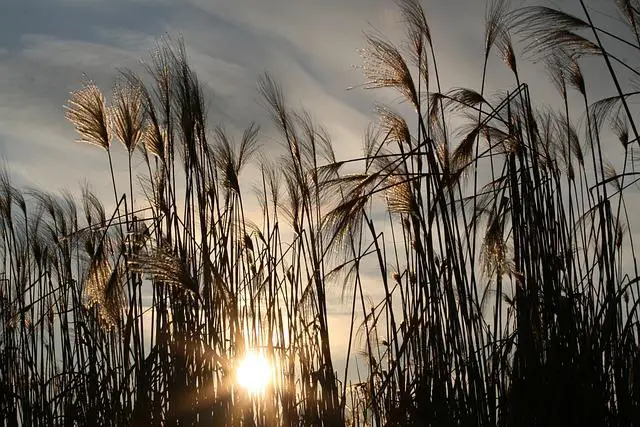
4, 0, 628, 302
0, 0, 502, 192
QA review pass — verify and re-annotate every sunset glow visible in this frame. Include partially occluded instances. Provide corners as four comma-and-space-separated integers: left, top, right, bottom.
236, 351, 272, 395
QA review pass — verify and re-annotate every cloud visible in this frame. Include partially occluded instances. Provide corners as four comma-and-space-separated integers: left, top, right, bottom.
0, 33, 151, 199
0, 0, 499, 199
20, 34, 142, 71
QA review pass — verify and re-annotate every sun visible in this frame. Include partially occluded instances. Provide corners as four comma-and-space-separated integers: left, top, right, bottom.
236, 351, 272, 395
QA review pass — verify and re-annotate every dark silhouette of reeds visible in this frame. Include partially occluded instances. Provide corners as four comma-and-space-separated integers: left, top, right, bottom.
1, 0, 640, 425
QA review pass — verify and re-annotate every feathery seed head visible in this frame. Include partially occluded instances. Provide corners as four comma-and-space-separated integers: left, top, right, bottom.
65, 81, 111, 150
362, 34, 419, 107
377, 106, 411, 146
111, 79, 146, 153
395, 0, 432, 57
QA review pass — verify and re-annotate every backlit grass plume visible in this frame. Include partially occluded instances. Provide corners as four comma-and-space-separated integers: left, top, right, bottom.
65, 81, 111, 150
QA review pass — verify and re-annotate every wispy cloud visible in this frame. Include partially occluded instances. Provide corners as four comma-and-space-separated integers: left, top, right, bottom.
0, 0, 581, 334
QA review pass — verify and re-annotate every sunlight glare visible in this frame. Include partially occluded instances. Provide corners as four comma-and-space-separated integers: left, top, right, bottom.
236, 351, 272, 395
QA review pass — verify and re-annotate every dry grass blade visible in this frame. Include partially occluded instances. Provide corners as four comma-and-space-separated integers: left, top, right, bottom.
260, 159, 281, 210
590, 92, 640, 133
443, 88, 488, 112
611, 114, 630, 148
615, 219, 628, 248
238, 122, 261, 169
495, 29, 517, 75
510, 7, 599, 59
480, 207, 509, 278
143, 121, 166, 162
361, 33, 419, 107
120, 70, 166, 163
452, 124, 481, 177
214, 126, 240, 193
363, 124, 384, 171
482, 124, 515, 154
81, 183, 107, 228
385, 177, 418, 216
129, 245, 198, 296
429, 92, 445, 124
295, 109, 336, 169
323, 191, 368, 253
111, 78, 145, 153
545, 52, 569, 99
485, 0, 510, 56
604, 161, 623, 192
64, 81, 111, 150
614, 0, 640, 37
565, 54, 586, 95
85, 255, 124, 328
213, 124, 259, 194
258, 73, 288, 132
510, 6, 589, 34
568, 120, 584, 167
377, 106, 411, 147
395, 0, 431, 56
529, 30, 600, 59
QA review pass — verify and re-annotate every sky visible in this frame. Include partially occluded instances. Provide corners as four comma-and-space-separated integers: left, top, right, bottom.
0, 0, 621, 190
0, 0, 491, 362
0, 0, 521, 190
0, 0, 634, 374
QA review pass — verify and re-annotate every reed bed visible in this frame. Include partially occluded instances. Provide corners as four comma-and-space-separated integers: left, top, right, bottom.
1, 0, 639, 425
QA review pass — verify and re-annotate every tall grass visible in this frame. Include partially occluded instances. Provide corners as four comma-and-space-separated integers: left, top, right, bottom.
1, 0, 640, 425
